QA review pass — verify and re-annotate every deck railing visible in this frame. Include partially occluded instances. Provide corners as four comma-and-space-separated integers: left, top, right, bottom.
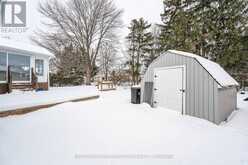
6, 67, 38, 93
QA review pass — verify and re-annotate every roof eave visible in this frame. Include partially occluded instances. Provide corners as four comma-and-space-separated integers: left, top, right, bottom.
0, 45, 54, 58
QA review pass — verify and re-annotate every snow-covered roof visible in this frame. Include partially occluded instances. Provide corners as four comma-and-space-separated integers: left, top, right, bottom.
168, 50, 239, 87
0, 38, 54, 58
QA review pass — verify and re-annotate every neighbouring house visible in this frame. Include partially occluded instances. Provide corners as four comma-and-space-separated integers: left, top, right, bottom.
141, 50, 239, 124
0, 38, 54, 94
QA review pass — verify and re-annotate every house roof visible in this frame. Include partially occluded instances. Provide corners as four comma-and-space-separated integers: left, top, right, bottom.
168, 50, 239, 87
0, 38, 54, 58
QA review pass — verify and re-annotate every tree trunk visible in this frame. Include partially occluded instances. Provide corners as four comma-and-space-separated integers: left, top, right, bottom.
105, 71, 108, 81
85, 65, 92, 85
131, 55, 135, 85
136, 46, 140, 85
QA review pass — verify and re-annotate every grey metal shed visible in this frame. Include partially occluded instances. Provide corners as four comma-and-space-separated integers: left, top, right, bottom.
141, 50, 239, 124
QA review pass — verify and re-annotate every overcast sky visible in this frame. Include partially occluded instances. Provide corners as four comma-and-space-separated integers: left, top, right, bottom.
0, 0, 163, 44
116, 0, 163, 27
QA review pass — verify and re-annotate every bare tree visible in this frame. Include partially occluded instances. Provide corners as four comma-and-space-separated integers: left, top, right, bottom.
34, 0, 123, 85
98, 40, 118, 80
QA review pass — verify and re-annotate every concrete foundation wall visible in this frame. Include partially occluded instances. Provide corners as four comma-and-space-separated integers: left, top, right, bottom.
37, 82, 49, 90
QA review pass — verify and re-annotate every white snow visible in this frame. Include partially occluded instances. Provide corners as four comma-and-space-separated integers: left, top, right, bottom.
0, 38, 54, 58
0, 86, 99, 112
168, 50, 239, 87
0, 88, 248, 165
131, 84, 141, 88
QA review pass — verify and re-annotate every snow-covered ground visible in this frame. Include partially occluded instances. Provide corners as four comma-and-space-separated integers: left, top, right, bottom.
0, 88, 248, 165
0, 86, 99, 112
223, 92, 248, 135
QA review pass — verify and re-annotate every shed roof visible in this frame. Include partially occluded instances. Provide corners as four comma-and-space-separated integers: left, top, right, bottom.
168, 50, 239, 87
0, 38, 54, 58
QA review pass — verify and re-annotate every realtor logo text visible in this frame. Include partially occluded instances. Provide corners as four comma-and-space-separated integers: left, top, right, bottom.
0, 1, 28, 33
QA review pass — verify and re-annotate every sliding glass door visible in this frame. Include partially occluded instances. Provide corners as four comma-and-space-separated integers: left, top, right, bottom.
0, 52, 7, 82
8, 53, 31, 82
0, 52, 31, 83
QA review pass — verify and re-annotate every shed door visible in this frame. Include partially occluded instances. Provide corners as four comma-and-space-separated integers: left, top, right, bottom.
154, 66, 185, 113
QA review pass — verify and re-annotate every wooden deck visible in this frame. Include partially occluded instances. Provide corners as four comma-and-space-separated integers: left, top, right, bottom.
0, 95, 99, 118
97, 81, 116, 91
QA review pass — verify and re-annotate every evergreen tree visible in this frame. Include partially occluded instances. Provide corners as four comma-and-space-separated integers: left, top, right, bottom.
159, 0, 248, 77
142, 25, 161, 72
159, 0, 196, 51
126, 18, 153, 84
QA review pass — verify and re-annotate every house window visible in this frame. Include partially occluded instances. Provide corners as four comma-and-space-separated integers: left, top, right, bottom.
0, 52, 7, 82
8, 53, 30, 82
35, 59, 44, 76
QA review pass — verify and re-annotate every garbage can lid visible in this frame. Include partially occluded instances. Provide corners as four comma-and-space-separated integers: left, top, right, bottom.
131, 85, 141, 89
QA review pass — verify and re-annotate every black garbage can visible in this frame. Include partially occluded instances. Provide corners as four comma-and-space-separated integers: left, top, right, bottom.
131, 86, 141, 104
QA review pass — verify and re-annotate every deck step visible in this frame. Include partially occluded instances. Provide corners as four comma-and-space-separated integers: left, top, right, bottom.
11, 84, 33, 90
